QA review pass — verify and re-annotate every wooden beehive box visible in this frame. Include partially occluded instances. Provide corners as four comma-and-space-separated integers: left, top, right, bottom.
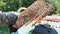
16, 0, 55, 28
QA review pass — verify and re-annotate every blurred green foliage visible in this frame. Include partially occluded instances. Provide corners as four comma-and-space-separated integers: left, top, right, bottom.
21, 0, 36, 7
0, 0, 36, 12
0, 0, 60, 15
0, 25, 8, 34
0, 0, 18, 12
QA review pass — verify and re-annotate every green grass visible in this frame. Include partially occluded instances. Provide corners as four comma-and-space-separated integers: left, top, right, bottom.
0, 25, 8, 34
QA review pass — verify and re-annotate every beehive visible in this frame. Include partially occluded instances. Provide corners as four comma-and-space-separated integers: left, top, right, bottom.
16, 0, 54, 28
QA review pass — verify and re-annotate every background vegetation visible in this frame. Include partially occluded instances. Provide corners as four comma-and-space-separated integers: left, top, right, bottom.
0, 0, 60, 14
0, 25, 8, 34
